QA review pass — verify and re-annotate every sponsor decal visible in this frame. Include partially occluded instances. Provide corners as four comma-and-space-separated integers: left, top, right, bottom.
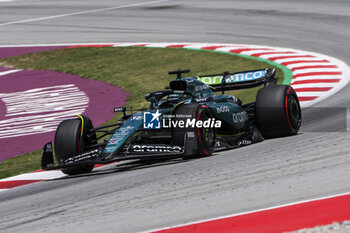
132, 145, 183, 153
232, 112, 248, 123
199, 70, 266, 85
195, 97, 210, 102
194, 85, 209, 92
143, 110, 162, 129
104, 124, 139, 153
216, 106, 230, 113
187, 131, 195, 138
226, 70, 266, 83
132, 116, 143, 120
237, 140, 252, 146
173, 90, 186, 94
64, 149, 99, 164
113, 106, 126, 112
199, 75, 222, 85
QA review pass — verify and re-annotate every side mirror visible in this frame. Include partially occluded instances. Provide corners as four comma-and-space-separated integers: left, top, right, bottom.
41, 142, 54, 170
114, 106, 126, 113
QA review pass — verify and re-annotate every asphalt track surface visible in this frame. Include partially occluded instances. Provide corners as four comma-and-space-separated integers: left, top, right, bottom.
0, 0, 350, 232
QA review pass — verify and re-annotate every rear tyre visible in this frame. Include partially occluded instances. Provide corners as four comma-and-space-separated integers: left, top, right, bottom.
54, 116, 96, 175
256, 85, 301, 138
172, 104, 216, 159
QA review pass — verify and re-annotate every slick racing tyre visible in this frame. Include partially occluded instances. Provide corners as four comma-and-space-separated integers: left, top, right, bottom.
54, 115, 97, 175
172, 104, 216, 159
256, 85, 301, 138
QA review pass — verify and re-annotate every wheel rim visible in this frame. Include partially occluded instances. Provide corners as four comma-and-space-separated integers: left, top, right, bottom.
288, 94, 301, 128
199, 112, 215, 149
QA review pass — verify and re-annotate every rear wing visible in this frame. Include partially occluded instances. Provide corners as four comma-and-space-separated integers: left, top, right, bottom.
197, 68, 277, 93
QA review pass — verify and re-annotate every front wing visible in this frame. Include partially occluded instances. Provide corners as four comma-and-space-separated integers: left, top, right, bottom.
41, 142, 186, 171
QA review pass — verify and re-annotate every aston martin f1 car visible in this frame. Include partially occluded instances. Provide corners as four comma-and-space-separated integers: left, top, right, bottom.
41, 69, 301, 175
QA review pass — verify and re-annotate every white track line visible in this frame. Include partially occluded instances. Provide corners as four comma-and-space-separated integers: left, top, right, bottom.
239, 50, 294, 56
258, 54, 312, 59
143, 43, 187, 48
293, 68, 341, 75
0, 162, 119, 182
295, 92, 329, 97
273, 57, 324, 63
0, 0, 169, 27
0, 69, 21, 76
291, 83, 338, 88
292, 76, 343, 82
0, 170, 65, 181
286, 63, 337, 69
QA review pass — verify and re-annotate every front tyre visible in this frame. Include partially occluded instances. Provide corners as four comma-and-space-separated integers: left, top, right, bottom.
54, 115, 96, 175
172, 104, 216, 159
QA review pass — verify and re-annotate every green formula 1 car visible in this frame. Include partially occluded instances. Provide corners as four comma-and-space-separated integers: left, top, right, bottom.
41, 69, 301, 175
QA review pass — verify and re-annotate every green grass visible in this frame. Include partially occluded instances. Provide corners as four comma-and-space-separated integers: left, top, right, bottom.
0, 47, 284, 179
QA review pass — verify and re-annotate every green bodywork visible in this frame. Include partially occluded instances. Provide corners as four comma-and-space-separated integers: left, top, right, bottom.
103, 77, 249, 155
